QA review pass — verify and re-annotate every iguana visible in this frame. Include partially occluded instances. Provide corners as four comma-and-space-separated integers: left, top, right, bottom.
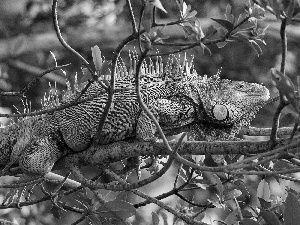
0, 54, 270, 181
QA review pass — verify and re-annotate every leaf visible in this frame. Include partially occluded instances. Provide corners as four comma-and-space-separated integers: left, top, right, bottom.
197, 212, 206, 221
271, 68, 298, 112
273, 160, 296, 172
211, 18, 234, 31
177, 0, 185, 16
269, 0, 283, 18
88, 215, 102, 225
251, 4, 266, 19
81, 67, 93, 83
100, 60, 112, 76
286, 187, 299, 197
204, 25, 218, 40
258, 197, 272, 209
224, 189, 242, 201
298, 74, 300, 96
115, 191, 129, 202
213, 174, 224, 200
224, 209, 240, 224
260, 210, 281, 225
152, 212, 160, 225
97, 200, 136, 220
155, 28, 170, 42
241, 210, 253, 219
238, 19, 256, 30
216, 27, 226, 38
203, 155, 218, 167
0, 219, 19, 225
181, 24, 195, 36
280, 113, 297, 127
233, 32, 263, 56
193, 18, 205, 40
200, 42, 211, 55
284, 191, 300, 225
236, 12, 247, 24
91, 45, 102, 72
285, 0, 295, 24
240, 218, 260, 225
248, 40, 263, 56
142, 19, 152, 33
259, 0, 269, 9
187, 10, 198, 19
256, 24, 269, 38
216, 41, 227, 48
50, 51, 58, 67
50, 205, 62, 219
149, 0, 167, 13
224, 4, 234, 22
10, 35, 28, 56
234, 180, 250, 200
257, 179, 270, 201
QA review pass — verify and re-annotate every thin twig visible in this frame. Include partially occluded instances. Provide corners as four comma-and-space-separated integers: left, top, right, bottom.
22, 64, 70, 94
71, 215, 87, 225
269, 18, 288, 147
126, 0, 138, 33
0, 87, 128, 118
106, 169, 207, 225
256, 165, 300, 182
149, 14, 252, 57
135, 163, 196, 208
52, 0, 90, 67
7, 60, 66, 85
92, 34, 137, 145
0, 64, 70, 98
138, 3, 146, 53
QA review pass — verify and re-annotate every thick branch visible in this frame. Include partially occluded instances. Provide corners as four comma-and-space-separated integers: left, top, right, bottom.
60, 140, 268, 168
57, 134, 300, 173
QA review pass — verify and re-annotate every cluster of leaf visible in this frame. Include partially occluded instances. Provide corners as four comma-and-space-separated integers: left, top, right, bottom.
225, 180, 300, 225
257, 0, 300, 24
170, 165, 300, 225
25, 0, 122, 29
271, 68, 300, 115
52, 189, 136, 224
209, 3, 267, 55
141, 0, 269, 56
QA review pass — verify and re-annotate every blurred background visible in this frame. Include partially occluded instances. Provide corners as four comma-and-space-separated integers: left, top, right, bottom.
0, 0, 299, 224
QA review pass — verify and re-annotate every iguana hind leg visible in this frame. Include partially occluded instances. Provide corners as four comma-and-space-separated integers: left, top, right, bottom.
18, 136, 62, 176
2, 136, 62, 206
131, 99, 194, 178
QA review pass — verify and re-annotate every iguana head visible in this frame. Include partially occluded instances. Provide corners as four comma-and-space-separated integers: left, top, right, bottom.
183, 74, 270, 140
201, 77, 269, 125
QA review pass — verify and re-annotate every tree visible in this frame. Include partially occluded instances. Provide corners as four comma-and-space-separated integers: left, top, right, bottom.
0, 0, 300, 224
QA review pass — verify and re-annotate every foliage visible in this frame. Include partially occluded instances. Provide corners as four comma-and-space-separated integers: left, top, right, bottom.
0, 0, 300, 225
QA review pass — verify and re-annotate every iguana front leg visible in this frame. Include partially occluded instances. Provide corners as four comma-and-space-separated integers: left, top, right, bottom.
128, 99, 194, 177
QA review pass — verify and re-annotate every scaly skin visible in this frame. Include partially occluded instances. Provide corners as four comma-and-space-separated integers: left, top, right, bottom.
0, 115, 62, 175
0, 59, 270, 177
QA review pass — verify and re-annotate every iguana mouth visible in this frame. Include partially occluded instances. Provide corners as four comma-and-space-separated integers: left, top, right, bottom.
233, 89, 270, 101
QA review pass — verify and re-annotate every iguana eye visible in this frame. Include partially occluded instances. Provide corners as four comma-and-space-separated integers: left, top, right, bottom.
212, 104, 229, 121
